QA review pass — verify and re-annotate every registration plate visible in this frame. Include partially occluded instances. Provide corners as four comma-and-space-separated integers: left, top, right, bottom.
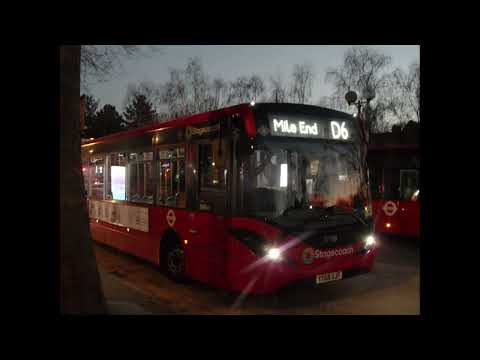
316, 271, 343, 284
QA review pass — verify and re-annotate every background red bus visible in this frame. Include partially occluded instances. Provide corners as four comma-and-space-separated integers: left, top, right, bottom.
367, 133, 420, 238
82, 103, 378, 294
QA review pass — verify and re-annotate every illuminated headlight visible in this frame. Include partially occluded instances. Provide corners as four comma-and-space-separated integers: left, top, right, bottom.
266, 247, 282, 261
364, 235, 376, 249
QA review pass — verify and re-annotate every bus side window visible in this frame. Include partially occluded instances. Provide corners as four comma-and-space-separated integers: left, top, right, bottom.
400, 169, 419, 201
106, 152, 127, 201
383, 168, 400, 200
158, 147, 186, 208
90, 156, 105, 200
199, 143, 227, 191
82, 157, 90, 197
197, 143, 228, 214
128, 151, 154, 204
369, 167, 382, 199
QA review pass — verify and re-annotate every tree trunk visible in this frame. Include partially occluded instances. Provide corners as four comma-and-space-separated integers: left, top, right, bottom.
60, 46, 106, 314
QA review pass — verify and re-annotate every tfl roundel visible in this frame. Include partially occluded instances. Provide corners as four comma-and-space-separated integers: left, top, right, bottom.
166, 209, 176, 227
382, 201, 398, 216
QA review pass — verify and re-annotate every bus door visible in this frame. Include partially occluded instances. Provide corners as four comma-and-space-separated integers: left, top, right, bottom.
185, 138, 230, 288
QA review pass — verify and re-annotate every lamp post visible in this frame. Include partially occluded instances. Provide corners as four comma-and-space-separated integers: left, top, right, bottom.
345, 89, 375, 207
345, 88, 375, 144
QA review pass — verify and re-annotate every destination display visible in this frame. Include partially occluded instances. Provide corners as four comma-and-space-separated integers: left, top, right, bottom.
266, 113, 355, 141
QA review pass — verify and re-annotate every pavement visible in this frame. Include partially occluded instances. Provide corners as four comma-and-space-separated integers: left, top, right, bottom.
100, 268, 186, 315
97, 234, 420, 315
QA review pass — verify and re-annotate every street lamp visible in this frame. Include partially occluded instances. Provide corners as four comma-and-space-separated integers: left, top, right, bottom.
345, 87, 375, 144
345, 87, 375, 119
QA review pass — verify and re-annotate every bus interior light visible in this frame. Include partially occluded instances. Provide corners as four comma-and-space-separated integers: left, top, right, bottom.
280, 164, 288, 187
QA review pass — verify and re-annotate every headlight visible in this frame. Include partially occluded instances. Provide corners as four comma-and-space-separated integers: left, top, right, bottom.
266, 247, 282, 261
364, 235, 376, 248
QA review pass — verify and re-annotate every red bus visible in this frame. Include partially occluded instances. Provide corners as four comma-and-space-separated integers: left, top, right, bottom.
368, 143, 420, 238
81, 103, 377, 294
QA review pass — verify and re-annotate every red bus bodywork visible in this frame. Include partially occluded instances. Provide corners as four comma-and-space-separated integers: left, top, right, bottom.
368, 144, 420, 238
82, 103, 377, 294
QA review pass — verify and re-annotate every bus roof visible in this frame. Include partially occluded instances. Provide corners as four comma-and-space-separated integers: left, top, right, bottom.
81, 102, 355, 148
81, 103, 253, 148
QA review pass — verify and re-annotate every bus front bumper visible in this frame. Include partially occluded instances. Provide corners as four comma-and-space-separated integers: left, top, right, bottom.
230, 247, 377, 295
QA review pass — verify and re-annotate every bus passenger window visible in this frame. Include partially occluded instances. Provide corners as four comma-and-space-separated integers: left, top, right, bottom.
369, 167, 383, 199
90, 156, 105, 200
128, 151, 154, 204
400, 169, 419, 201
106, 153, 127, 201
82, 158, 90, 197
158, 147, 186, 208
383, 168, 400, 200
199, 143, 227, 191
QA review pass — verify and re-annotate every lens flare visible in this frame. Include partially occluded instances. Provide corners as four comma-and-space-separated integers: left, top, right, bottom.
266, 248, 281, 261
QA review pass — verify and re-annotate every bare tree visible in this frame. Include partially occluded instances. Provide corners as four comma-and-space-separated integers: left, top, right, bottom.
228, 76, 251, 104
269, 73, 288, 103
122, 80, 162, 113
227, 75, 266, 104
387, 62, 420, 123
62, 45, 155, 314
161, 68, 190, 117
317, 95, 349, 112
249, 75, 266, 101
81, 45, 156, 91
290, 63, 314, 104
185, 57, 210, 113
325, 47, 392, 133
210, 77, 229, 109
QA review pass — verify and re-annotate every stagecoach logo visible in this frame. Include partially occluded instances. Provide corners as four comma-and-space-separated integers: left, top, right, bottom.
166, 209, 176, 227
186, 124, 220, 140
303, 246, 354, 264
303, 247, 315, 264
382, 201, 398, 216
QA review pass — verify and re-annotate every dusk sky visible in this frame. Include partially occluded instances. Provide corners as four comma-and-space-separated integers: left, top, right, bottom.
87, 45, 420, 110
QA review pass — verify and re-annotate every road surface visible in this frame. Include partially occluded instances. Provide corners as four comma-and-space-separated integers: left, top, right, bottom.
95, 235, 420, 315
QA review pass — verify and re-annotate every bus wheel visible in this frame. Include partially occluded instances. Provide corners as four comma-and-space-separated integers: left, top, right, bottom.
161, 239, 186, 283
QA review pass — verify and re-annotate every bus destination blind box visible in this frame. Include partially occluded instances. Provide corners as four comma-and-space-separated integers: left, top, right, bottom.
268, 114, 352, 141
